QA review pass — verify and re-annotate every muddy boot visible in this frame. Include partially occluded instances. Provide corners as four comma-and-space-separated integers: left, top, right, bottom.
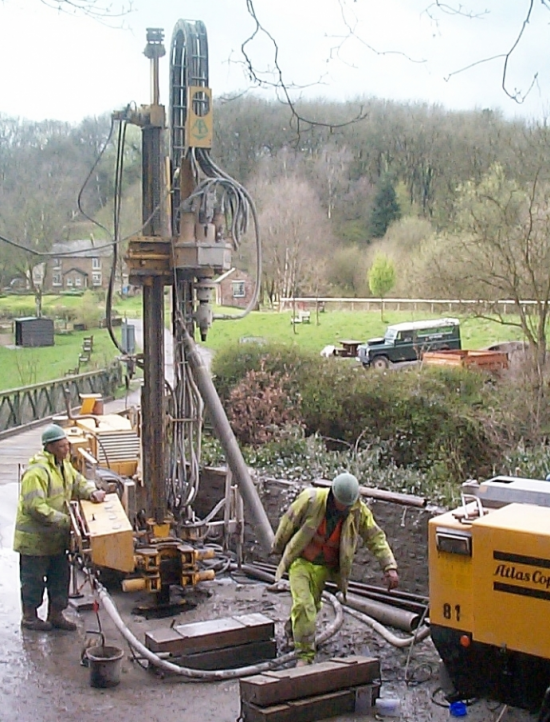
21, 607, 52, 631
48, 609, 77, 631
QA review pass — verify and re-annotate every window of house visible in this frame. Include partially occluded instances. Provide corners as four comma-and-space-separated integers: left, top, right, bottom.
52, 274, 62, 286
75, 277, 82, 287
53, 258, 61, 268
66, 277, 74, 287
92, 272, 102, 286
92, 257, 100, 269
232, 281, 245, 298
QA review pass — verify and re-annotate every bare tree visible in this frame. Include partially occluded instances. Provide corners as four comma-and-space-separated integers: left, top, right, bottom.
251, 166, 333, 304
39, 0, 131, 22
239, 0, 547, 113
429, 163, 550, 388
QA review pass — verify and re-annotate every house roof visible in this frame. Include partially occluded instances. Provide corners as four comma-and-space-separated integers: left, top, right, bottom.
51, 239, 113, 258
214, 268, 237, 284
214, 268, 252, 284
63, 267, 89, 277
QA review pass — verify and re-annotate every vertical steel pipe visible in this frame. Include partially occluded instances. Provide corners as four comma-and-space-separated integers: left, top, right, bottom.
181, 331, 274, 551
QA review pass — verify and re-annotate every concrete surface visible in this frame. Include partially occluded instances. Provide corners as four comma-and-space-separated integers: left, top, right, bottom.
0, 435, 534, 722
0, 332, 534, 722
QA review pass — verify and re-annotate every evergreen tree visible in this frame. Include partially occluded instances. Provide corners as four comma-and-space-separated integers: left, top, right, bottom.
368, 176, 401, 239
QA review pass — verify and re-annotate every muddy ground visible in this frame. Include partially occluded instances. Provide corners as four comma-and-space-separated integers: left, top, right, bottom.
0, 470, 538, 722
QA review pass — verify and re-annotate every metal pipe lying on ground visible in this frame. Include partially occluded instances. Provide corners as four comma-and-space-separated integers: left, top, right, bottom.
327, 580, 428, 616
181, 329, 274, 552
313, 478, 427, 508
341, 591, 423, 632
251, 560, 429, 614
340, 600, 431, 648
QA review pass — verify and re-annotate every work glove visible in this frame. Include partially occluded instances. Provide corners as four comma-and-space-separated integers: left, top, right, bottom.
90, 489, 106, 503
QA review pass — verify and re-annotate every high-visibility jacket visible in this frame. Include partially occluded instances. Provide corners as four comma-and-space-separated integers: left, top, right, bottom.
272, 487, 397, 595
301, 516, 343, 568
13, 450, 97, 556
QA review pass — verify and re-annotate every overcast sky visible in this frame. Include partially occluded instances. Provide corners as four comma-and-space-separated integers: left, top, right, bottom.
0, 0, 548, 124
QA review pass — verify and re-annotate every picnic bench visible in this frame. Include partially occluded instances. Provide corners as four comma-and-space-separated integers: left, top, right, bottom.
334, 340, 362, 358
290, 310, 311, 324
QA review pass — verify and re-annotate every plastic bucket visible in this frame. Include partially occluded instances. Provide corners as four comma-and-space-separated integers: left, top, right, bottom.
374, 697, 401, 717
86, 645, 124, 688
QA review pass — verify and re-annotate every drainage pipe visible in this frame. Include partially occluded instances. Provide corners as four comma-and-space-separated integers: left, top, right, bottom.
97, 581, 343, 681
181, 329, 274, 553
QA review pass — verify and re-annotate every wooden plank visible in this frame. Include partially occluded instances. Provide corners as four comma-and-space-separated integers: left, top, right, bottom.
146, 628, 186, 654
161, 640, 277, 672
147, 613, 275, 655
241, 689, 355, 722
240, 656, 380, 707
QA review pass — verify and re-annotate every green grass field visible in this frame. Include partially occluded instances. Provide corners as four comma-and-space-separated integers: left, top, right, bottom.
0, 292, 143, 320
204, 309, 526, 354
0, 293, 529, 391
0, 329, 123, 390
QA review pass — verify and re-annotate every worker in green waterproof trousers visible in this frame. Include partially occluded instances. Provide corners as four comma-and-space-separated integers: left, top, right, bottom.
13, 424, 106, 632
272, 473, 399, 666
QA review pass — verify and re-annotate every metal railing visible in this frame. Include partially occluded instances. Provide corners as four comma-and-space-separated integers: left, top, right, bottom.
0, 363, 123, 436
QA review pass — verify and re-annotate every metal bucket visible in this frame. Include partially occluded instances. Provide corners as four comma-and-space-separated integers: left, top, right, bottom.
86, 645, 124, 688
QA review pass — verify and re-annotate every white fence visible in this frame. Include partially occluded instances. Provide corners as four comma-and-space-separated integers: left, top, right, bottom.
279, 297, 539, 314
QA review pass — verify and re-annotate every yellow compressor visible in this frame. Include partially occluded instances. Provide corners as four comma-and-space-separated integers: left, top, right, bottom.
429, 475, 550, 711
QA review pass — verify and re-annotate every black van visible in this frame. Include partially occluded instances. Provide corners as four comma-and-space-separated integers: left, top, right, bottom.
357, 318, 461, 369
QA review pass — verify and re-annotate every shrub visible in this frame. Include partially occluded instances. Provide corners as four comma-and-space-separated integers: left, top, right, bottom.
226, 360, 302, 446
213, 342, 503, 484
212, 342, 317, 402
74, 292, 102, 329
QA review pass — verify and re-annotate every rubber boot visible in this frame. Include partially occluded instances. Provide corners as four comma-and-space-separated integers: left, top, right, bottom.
48, 608, 77, 631
21, 607, 52, 632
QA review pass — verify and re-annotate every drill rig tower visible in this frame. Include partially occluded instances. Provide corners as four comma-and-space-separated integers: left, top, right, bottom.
122, 22, 272, 562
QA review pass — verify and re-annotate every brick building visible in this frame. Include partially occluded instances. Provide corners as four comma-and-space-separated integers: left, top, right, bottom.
214, 268, 255, 309
43, 240, 118, 292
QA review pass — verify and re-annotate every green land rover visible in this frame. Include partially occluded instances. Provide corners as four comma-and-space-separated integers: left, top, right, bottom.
357, 317, 461, 369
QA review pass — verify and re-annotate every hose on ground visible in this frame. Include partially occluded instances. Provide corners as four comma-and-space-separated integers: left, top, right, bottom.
96, 578, 344, 681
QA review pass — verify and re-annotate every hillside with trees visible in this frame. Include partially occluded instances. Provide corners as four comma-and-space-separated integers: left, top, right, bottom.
1, 95, 549, 313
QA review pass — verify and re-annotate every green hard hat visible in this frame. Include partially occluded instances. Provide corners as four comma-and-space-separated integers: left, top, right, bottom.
332, 473, 360, 506
42, 424, 67, 447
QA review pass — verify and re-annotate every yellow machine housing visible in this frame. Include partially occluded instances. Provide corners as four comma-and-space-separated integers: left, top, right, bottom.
430, 502, 550, 658
66, 415, 140, 479
76, 492, 135, 573
429, 484, 550, 711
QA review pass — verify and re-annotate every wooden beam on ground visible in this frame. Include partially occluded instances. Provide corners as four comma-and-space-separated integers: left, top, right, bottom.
145, 613, 274, 656
241, 689, 356, 722
163, 640, 277, 671
240, 656, 380, 708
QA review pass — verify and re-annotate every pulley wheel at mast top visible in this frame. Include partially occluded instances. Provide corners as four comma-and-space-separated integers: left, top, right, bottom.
169, 19, 209, 236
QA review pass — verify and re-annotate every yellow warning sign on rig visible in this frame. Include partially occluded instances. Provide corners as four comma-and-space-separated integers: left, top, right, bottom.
185, 86, 213, 148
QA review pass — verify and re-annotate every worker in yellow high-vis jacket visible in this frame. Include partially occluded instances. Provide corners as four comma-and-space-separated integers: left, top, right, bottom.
13, 424, 106, 632
272, 473, 399, 665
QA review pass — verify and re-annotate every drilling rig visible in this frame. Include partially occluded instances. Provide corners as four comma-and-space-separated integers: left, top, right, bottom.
67, 20, 273, 606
